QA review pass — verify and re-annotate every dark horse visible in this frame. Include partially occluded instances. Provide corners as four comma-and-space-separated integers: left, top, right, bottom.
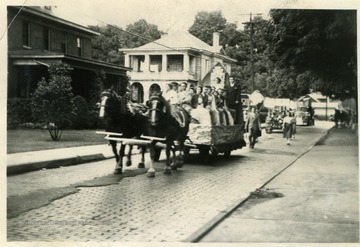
143, 92, 190, 177
99, 89, 148, 174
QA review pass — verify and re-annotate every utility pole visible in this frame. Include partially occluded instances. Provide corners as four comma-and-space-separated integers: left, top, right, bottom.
241, 13, 262, 92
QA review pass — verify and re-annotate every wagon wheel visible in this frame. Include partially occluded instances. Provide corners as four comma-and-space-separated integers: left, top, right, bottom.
210, 146, 218, 156
224, 150, 231, 157
199, 147, 210, 164
154, 147, 162, 161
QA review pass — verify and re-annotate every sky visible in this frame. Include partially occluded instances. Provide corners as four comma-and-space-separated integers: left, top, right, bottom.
3, 0, 360, 33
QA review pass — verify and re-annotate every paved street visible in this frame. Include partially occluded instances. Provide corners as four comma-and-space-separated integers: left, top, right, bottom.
199, 127, 359, 243
8, 121, 355, 242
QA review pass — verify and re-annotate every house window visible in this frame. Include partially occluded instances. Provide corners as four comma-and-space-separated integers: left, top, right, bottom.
43, 28, 50, 51
149, 55, 162, 72
130, 55, 145, 72
22, 21, 30, 47
77, 37, 82, 56
61, 34, 67, 53
167, 55, 183, 72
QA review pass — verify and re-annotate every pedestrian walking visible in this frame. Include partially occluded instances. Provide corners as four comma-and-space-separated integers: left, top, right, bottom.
291, 110, 296, 140
245, 106, 261, 148
283, 111, 293, 145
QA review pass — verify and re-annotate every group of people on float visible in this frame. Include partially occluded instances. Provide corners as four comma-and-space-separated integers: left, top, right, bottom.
163, 76, 242, 126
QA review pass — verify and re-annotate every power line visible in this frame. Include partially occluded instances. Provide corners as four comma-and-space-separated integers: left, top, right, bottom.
0, 0, 29, 41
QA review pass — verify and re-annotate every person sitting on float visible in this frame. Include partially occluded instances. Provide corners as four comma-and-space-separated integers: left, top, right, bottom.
190, 86, 211, 125
203, 86, 220, 125
177, 82, 192, 113
165, 82, 179, 105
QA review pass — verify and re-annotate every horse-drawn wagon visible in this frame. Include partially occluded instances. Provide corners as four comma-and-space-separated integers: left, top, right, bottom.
184, 123, 246, 163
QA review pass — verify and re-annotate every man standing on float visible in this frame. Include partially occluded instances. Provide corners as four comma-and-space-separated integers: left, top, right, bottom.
226, 76, 243, 125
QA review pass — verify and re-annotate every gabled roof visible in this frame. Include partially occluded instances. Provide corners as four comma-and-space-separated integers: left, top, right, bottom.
138, 31, 220, 52
121, 31, 221, 53
120, 31, 236, 63
298, 92, 326, 103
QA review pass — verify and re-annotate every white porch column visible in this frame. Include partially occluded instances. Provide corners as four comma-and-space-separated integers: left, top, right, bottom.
183, 53, 189, 72
124, 54, 130, 67
143, 83, 150, 101
144, 54, 150, 72
162, 54, 167, 72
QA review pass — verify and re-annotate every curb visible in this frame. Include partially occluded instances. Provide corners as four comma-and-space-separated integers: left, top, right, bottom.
7, 153, 110, 176
184, 125, 335, 243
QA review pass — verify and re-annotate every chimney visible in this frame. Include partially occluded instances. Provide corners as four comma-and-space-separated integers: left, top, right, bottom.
212, 32, 220, 47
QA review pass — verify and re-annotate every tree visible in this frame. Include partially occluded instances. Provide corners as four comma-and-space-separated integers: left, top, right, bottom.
89, 20, 162, 65
189, 12, 275, 95
189, 11, 227, 46
31, 63, 74, 141
269, 9, 357, 99
90, 25, 125, 64
122, 19, 162, 48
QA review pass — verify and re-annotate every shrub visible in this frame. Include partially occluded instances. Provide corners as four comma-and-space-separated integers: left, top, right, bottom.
7, 98, 33, 129
71, 95, 91, 129
31, 63, 74, 140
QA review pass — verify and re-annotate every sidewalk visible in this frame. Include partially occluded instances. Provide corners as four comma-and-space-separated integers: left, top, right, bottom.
199, 126, 359, 243
7, 144, 115, 176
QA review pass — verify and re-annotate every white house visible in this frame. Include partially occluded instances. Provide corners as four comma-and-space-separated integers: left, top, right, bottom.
298, 92, 340, 120
120, 31, 237, 102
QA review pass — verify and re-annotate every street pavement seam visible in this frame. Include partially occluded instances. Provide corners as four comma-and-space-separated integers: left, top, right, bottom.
185, 125, 336, 243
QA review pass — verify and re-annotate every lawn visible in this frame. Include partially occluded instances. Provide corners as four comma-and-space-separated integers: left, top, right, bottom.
7, 129, 107, 154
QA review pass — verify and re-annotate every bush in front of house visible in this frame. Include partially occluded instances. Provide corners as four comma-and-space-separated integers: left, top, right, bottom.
31, 63, 74, 141
7, 98, 33, 129
71, 95, 92, 129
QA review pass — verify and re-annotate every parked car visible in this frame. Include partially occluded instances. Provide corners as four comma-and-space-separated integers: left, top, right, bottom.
295, 107, 314, 126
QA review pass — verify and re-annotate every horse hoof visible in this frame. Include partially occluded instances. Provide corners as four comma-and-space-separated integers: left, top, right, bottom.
126, 161, 132, 167
138, 162, 145, 169
114, 168, 122, 174
170, 162, 178, 170
163, 168, 172, 175
147, 171, 155, 177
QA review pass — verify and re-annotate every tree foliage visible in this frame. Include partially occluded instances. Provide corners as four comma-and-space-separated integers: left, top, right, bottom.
31, 63, 74, 141
269, 9, 357, 99
89, 20, 162, 65
189, 12, 274, 95
189, 11, 227, 46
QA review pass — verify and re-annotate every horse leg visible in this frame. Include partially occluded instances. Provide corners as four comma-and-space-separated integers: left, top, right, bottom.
114, 143, 125, 174
164, 142, 172, 175
110, 140, 121, 173
125, 145, 133, 167
147, 142, 156, 177
138, 145, 146, 168
110, 140, 119, 162
170, 144, 178, 170
172, 141, 184, 169
177, 141, 185, 168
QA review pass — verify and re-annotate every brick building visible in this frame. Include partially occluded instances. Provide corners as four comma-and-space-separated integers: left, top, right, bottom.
7, 6, 131, 100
